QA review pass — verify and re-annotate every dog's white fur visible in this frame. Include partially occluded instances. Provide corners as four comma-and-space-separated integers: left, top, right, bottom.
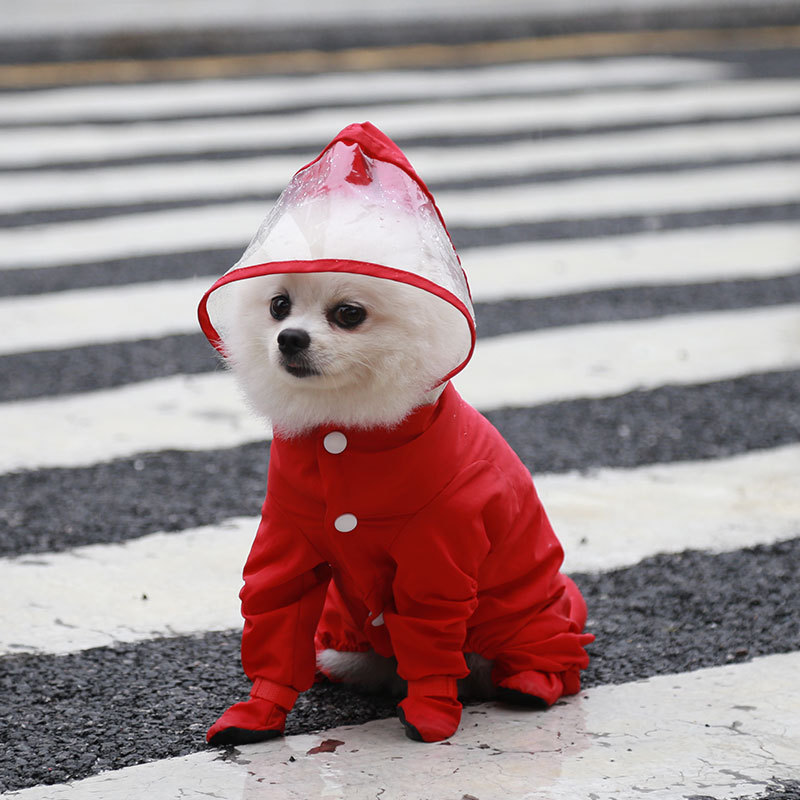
317, 649, 496, 700
224, 271, 466, 435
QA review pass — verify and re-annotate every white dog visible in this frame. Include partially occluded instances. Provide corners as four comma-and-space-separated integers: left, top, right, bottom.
202, 123, 592, 745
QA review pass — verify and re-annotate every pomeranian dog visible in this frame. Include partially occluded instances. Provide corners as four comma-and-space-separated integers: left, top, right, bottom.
202, 122, 592, 746
205, 268, 593, 745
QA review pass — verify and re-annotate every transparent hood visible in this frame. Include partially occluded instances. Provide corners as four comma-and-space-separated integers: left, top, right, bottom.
199, 122, 476, 383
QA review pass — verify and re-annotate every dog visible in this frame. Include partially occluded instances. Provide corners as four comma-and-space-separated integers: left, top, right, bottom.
200, 122, 593, 745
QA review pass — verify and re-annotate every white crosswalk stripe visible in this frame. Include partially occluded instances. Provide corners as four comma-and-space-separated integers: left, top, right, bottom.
0, 57, 733, 125
2, 304, 799, 473
0, 278, 211, 355
3, 221, 799, 356
6, 116, 800, 214
2, 35, 799, 799
464, 221, 800, 300
2, 78, 800, 168
4, 160, 800, 270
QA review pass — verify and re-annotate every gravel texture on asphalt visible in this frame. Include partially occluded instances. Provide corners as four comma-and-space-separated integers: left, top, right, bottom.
4, 273, 800, 401
1, 538, 797, 793
749, 784, 800, 800
2, 369, 798, 557
0, 333, 222, 402
0, 249, 239, 298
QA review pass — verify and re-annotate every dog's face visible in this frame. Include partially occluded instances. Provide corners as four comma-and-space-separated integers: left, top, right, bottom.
229, 272, 398, 392
224, 271, 466, 434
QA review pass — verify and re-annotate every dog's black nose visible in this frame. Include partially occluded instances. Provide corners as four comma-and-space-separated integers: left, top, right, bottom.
277, 328, 311, 356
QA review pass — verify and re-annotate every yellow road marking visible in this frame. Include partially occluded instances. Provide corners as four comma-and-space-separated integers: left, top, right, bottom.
1, 25, 799, 88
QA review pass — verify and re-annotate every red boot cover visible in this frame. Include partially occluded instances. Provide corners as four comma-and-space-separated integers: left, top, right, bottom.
206, 679, 298, 746
397, 676, 462, 743
496, 670, 565, 708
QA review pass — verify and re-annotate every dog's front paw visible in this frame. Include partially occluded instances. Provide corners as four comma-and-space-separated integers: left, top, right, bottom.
206, 697, 287, 747
397, 676, 461, 743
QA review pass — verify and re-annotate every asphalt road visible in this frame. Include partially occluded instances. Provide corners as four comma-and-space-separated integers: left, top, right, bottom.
1, 8, 799, 798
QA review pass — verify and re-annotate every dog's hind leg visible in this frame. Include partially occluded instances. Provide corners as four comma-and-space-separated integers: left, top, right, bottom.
489, 576, 594, 707
314, 582, 405, 694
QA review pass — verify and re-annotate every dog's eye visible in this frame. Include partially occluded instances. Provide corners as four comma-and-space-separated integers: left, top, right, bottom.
330, 304, 367, 329
270, 295, 291, 321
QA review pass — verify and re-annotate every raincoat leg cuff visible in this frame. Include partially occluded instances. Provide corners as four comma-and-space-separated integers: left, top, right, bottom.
251, 677, 299, 710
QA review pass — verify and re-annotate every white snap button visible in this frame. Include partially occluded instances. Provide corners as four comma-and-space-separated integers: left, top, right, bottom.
323, 431, 347, 454
371, 612, 385, 627
334, 513, 357, 533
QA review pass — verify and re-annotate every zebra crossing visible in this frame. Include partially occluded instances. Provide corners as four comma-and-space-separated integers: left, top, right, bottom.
1, 40, 799, 799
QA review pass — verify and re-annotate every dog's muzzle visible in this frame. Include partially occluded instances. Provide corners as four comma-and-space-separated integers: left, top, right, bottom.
277, 328, 319, 378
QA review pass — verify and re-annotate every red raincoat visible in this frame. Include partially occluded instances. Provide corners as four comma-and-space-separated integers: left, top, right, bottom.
244, 381, 591, 691
199, 122, 593, 744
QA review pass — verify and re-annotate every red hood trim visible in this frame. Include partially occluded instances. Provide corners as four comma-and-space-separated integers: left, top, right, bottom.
197, 258, 477, 385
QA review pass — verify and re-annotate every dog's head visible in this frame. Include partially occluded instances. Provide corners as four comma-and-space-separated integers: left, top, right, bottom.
224, 271, 467, 434
200, 125, 478, 433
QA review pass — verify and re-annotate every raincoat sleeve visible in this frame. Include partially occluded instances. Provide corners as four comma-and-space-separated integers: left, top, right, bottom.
239, 498, 331, 694
384, 464, 492, 682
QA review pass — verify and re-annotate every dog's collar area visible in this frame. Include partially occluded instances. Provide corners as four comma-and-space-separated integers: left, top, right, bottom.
273, 382, 454, 454
318, 383, 452, 454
